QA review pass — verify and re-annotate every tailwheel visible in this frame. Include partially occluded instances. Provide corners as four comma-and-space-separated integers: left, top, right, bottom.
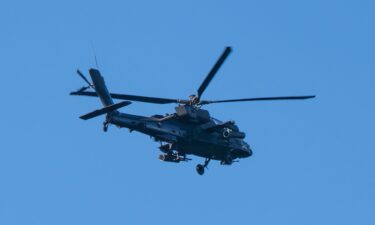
196, 164, 205, 175
103, 121, 109, 132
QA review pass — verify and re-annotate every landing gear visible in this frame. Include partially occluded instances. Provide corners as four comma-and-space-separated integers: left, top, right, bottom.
196, 164, 205, 175
196, 158, 211, 175
103, 121, 109, 132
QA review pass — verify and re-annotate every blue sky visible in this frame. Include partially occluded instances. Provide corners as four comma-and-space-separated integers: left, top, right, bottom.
0, 0, 374, 224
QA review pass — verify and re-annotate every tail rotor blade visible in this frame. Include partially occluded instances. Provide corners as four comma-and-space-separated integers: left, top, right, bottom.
77, 69, 92, 87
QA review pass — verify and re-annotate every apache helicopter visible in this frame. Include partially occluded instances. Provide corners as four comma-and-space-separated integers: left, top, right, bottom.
71, 47, 315, 175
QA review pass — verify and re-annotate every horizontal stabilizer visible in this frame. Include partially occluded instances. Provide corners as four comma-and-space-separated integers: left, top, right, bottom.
80, 101, 132, 120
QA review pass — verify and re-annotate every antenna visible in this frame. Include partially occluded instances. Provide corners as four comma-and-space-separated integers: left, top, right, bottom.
90, 41, 99, 69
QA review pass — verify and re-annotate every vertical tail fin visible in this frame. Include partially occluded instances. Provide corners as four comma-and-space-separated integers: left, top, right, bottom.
88, 69, 114, 107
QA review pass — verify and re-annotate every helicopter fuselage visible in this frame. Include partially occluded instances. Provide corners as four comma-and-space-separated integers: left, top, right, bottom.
109, 109, 252, 163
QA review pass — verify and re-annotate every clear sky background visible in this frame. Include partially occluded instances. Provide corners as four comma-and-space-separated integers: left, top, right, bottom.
0, 0, 374, 224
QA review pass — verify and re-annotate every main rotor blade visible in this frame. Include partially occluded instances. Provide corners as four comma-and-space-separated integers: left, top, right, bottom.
70, 91, 186, 104
77, 70, 92, 87
199, 95, 316, 105
197, 47, 232, 100
80, 101, 132, 120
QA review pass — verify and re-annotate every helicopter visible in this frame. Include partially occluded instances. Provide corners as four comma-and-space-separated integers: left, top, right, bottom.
71, 47, 315, 175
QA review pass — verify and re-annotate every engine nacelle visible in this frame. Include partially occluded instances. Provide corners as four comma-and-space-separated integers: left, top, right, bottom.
223, 128, 246, 139
223, 128, 232, 138
229, 131, 246, 139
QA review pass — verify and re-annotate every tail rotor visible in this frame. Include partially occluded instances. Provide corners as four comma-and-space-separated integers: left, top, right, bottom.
76, 69, 94, 92
71, 68, 132, 133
